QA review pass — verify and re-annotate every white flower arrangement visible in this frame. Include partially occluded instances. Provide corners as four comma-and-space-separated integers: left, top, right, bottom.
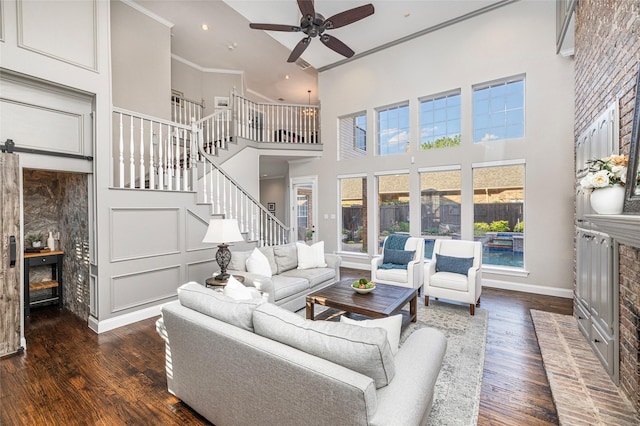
580, 155, 629, 190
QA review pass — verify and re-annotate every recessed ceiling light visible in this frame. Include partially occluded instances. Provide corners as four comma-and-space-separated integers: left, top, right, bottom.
201, 24, 209, 30
285, 75, 290, 80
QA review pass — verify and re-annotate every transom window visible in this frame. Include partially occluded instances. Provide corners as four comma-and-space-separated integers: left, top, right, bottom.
420, 92, 461, 150
377, 103, 410, 155
339, 112, 367, 160
473, 77, 525, 143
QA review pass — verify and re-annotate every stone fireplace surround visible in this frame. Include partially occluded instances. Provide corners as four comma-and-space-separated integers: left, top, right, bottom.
587, 214, 640, 412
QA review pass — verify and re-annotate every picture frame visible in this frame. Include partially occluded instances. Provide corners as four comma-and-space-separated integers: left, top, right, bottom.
267, 202, 276, 212
214, 96, 230, 108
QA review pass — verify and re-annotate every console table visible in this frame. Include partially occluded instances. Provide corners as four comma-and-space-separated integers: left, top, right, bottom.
24, 250, 64, 317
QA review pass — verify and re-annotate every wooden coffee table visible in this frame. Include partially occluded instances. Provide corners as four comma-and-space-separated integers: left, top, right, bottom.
306, 280, 417, 327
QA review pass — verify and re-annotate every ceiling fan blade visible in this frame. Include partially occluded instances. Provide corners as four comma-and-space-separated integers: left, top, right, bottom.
297, 0, 315, 20
320, 34, 355, 58
325, 4, 375, 29
249, 23, 300, 32
287, 37, 312, 63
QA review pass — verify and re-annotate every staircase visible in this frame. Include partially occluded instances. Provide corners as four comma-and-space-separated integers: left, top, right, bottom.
111, 92, 320, 246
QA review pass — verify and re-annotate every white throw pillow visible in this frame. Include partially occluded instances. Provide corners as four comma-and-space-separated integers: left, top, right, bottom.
340, 314, 402, 356
296, 241, 327, 270
246, 247, 273, 277
223, 275, 253, 300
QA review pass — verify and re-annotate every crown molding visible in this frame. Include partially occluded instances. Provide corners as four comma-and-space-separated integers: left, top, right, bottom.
119, 0, 174, 28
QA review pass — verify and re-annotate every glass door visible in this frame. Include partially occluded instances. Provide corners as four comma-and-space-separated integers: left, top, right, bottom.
291, 177, 317, 244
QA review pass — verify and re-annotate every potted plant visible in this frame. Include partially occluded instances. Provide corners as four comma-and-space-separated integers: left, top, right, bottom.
580, 155, 629, 214
26, 232, 44, 248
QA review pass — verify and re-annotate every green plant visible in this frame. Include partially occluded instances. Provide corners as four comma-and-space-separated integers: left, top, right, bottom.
398, 221, 410, 232
26, 232, 44, 245
474, 222, 490, 235
421, 134, 461, 150
513, 221, 524, 232
489, 220, 510, 232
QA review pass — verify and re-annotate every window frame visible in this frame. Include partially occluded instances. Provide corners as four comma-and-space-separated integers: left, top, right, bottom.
419, 89, 462, 150
376, 101, 411, 156
338, 111, 368, 160
472, 75, 526, 144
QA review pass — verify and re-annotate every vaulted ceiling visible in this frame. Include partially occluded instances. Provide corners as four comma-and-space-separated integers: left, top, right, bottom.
133, 0, 510, 105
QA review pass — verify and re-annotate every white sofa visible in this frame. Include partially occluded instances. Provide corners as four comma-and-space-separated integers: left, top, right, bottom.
156, 282, 448, 426
226, 242, 341, 311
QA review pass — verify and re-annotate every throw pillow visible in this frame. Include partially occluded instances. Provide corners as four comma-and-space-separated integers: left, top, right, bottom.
223, 275, 253, 300
340, 315, 402, 356
228, 250, 251, 272
272, 243, 298, 274
382, 249, 416, 265
253, 303, 396, 388
177, 282, 263, 332
246, 247, 273, 277
296, 241, 327, 270
435, 253, 474, 276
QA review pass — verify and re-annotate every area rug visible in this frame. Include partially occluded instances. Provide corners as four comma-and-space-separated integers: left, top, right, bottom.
531, 310, 640, 425
299, 299, 488, 425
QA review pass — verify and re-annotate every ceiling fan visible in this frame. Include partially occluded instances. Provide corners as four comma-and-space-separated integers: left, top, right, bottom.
249, 0, 375, 63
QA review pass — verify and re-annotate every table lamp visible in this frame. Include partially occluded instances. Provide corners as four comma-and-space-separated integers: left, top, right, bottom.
202, 219, 244, 280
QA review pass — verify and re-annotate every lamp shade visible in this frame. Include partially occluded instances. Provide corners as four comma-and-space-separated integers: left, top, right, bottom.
202, 219, 244, 244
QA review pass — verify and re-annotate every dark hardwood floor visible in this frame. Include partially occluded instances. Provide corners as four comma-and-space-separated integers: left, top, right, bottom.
1, 268, 572, 425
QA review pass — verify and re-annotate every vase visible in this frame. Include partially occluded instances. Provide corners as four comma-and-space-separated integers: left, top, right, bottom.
47, 231, 55, 251
589, 184, 625, 214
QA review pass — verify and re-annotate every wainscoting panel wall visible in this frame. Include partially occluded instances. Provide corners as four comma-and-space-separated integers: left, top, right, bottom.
110, 208, 180, 262
16, 0, 98, 70
185, 208, 211, 252
186, 259, 217, 283
111, 265, 181, 313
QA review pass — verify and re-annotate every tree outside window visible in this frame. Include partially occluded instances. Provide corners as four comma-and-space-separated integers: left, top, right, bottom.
377, 174, 410, 253
421, 169, 462, 258
340, 177, 367, 253
420, 92, 461, 150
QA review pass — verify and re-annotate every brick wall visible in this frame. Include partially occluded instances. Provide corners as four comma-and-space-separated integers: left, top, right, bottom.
574, 0, 640, 411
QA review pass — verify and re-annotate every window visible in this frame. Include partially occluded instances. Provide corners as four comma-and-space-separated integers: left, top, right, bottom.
473, 164, 525, 268
297, 194, 308, 229
420, 169, 462, 258
340, 176, 367, 253
339, 113, 367, 160
377, 173, 410, 253
473, 77, 524, 143
377, 103, 410, 155
420, 92, 461, 150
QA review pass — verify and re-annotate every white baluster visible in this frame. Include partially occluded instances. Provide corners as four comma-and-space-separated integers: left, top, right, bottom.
140, 117, 146, 189
149, 120, 155, 190
167, 129, 173, 191
174, 128, 180, 190
129, 116, 135, 188
158, 124, 164, 190
215, 168, 221, 214
118, 113, 124, 188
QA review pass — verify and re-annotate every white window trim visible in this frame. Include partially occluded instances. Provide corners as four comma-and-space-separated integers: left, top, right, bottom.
472, 73, 526, 91
472, 159, 525, 169
374, 169, 410, 177
418, 164, 462, 173
418, 88, 461, 103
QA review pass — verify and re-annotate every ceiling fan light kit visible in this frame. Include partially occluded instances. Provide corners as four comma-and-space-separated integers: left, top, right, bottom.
249, 0, 375, 63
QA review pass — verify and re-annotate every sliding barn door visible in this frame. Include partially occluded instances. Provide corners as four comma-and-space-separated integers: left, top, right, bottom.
0, 153, 21, 356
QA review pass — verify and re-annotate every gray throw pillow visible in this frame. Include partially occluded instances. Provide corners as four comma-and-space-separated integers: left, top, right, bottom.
253, 303, 396, 388
228, 250, 251, 272
383, 249, 415, 265
177, 282, 263, 331
435, 253, 474, 276
273, 243, 298, 274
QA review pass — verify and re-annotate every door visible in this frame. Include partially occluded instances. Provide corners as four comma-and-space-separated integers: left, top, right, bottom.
0, 153, 22, 356
291, 177, 317, 244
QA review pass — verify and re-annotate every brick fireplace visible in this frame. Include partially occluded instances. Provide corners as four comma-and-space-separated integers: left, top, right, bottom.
574, 0, 640, 411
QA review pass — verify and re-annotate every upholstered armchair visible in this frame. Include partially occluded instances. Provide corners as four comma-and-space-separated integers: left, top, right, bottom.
424, 239, 482, 315
371, 234, 425, 292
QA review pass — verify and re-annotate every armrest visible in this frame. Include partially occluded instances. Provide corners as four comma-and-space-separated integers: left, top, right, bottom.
371, 327, 447, 425
226, 270, 275, 303
468, 266, 482, 299
324, 253, 342, 281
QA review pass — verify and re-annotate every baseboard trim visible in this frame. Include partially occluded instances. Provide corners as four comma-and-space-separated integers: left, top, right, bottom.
482, 278, 573, 299
88, 303, 167, 334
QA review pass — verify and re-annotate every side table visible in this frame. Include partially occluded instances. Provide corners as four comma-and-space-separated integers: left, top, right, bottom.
24, 250, 64, 317
205, 275, 245, 288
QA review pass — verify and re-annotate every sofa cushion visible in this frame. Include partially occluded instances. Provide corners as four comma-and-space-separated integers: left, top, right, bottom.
296, 241, 327, 270
374, 268, 408, 284
435, 253, 474, 276
253, 303, 396, 388
228, 250, 251, 272
271, 275, 310, 301
340, 314, 402, 356
246, 248, 272, 277
430, 272, 469, 291
177, 282, 263, 332
258, 246, 278, 275
280, 267, 335, 288
273, 243, 298, 274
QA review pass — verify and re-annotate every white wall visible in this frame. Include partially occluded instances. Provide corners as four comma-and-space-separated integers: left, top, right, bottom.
291, 0, 575, 295
111, 0, 172, 120
260, 177, 287, 222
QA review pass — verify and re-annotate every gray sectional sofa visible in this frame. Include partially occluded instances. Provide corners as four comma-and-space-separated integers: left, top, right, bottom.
156, 282, 448, 426
226, 242, 341, 311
